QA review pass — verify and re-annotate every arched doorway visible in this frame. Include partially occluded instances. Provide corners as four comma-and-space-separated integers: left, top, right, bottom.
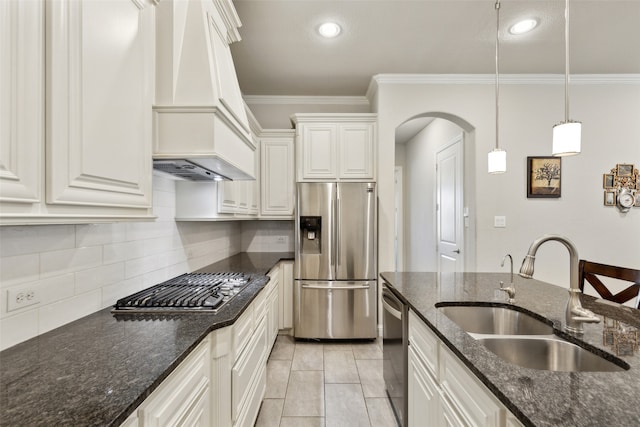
394, 112, 476, 273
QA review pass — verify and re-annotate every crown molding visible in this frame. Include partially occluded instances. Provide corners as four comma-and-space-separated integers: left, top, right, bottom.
243, 95, 370, 106
367, 73, 640, 98
372, 73, 640, 85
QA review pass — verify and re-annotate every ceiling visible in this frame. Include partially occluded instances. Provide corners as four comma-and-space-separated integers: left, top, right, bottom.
230, 0, 640, 97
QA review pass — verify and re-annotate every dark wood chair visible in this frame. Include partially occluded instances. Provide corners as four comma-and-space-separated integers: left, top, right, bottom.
579, 260, 640, 308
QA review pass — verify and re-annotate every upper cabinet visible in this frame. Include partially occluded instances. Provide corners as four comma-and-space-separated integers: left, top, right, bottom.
261, 131, 295, 218
153, 0, 255, 180
292, 114, 377, 182
1, 0, 155, 225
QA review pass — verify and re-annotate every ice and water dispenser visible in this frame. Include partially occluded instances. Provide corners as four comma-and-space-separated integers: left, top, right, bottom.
299, 216, 322, 254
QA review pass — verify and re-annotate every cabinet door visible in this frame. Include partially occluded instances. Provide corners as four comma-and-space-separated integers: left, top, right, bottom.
338, 123, 375, 179
408, 346, 443, 427
268, 285, 279, 348
46, 0, 153, 211
279, 261, 294, 330
300, 124, 337, 180
439, 345, 503, 427
232, 316, 267, 423
261, 137, 294, 216
0, 0, 44, 215
139, 338, 210, 427
217, 181, 238, 214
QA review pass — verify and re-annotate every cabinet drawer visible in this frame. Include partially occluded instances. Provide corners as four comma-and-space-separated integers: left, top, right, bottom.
232, 316, 268, 423
439, 344, 503, 427
253, 286, 269, 322
408, 310, 440, 381
232, 306, 255, 361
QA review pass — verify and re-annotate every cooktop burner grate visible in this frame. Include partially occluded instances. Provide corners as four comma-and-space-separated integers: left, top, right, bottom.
112, 272, 249, 313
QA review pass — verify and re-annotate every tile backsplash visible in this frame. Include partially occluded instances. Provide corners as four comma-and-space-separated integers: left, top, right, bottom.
1, 175, 281, 350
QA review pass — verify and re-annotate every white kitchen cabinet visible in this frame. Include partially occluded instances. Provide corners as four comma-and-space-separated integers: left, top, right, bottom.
339, 123, 375, 179
408, 345, 444, 427
265, 265, 280, 346
298, 123, 338, 180
277, 261, 294, 332
138, 337, 211, 427
260, 131, 295, 218
408, 310, 516, 427
292, 114, 377, 182
0, 0, 43, 213
1, 0, 155, 225
232, 316, 267, 424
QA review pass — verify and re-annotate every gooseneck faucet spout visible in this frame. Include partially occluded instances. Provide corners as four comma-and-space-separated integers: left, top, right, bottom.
499, 254, 516, 302
518, 234, 600, 335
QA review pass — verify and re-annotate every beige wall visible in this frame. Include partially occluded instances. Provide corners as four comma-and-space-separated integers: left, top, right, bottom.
375, 78, 640, 291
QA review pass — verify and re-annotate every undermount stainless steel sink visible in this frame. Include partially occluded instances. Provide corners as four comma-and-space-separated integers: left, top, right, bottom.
477, 337, 628, 372
436, 303, 628, 372
437, 304, 554, 335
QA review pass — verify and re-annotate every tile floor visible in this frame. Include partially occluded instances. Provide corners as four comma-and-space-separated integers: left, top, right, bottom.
255, 335, 399, 427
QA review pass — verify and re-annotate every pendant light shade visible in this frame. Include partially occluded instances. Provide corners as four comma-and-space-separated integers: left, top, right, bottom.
552, 121, 581, 156
488, 148, 507, 174
553, 0, 581, 157
488, 0, 506, 174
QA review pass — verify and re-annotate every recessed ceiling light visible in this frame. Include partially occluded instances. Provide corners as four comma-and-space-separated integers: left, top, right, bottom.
318, 22, 341, 38
509, 18, 539, 35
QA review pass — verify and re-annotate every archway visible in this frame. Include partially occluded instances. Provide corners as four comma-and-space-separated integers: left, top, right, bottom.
394, 112, 476, 272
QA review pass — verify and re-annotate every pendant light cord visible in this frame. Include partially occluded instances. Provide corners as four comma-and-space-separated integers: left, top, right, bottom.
495, 0, 500, 150
564, 0, 570, 122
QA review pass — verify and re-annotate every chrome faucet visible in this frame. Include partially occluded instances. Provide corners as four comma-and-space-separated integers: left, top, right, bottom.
518, 234, 600, 335
499, 254, 516, 302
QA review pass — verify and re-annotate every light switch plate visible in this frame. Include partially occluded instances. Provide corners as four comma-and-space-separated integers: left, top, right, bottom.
494, 216, 506, 228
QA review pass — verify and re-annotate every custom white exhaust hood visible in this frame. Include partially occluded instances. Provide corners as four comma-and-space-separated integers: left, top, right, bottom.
152, 0, 255, 181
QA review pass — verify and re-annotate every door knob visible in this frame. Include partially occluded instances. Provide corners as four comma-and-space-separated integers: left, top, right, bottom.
453, 249, 461, 254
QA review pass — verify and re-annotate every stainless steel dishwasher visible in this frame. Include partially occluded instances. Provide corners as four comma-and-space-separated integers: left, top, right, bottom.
382, 283, 408, 427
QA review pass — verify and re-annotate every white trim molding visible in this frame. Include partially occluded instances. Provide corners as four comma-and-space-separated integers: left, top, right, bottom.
243, 95, 370, 106
367, 73, 640, 99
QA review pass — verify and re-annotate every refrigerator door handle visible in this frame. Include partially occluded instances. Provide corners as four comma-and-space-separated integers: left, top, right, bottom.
301, 284, 371, 290
335, 185, 341, 270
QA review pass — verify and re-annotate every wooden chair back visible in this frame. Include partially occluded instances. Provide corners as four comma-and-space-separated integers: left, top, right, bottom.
579, 260, 640, 308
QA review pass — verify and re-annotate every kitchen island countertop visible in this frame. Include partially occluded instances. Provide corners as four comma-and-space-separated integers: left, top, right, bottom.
381, 271, 640, 427
0, 252, 293, 427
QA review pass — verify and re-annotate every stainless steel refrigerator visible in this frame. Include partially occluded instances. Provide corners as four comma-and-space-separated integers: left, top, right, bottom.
294, 182, 377, 339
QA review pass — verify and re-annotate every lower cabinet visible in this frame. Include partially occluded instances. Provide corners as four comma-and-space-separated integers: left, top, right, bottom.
123, 275, 279, 427
408, 310, 524, 427
138, 337, 211, 426
276, 261, 294, 332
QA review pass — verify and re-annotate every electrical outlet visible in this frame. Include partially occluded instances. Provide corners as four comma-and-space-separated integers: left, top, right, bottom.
7, 288, 41, 312
276, 236, 288, 244
494, 216, 507, 228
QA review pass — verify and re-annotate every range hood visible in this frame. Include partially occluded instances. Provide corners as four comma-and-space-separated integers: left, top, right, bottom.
152, 0, 256, 181
153, 159, 230, 181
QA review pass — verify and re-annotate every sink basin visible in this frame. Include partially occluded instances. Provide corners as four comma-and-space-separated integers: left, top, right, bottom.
477, 337, 628, 372
438, 304, 553, 335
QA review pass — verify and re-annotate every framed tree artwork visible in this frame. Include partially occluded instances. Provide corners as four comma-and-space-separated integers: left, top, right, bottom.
527, 156, 561, 198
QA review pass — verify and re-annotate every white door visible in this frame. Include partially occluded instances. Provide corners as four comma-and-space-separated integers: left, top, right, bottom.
436, 135, 464, 273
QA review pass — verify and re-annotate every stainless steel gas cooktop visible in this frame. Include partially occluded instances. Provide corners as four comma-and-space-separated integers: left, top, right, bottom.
112, 272, 250, 314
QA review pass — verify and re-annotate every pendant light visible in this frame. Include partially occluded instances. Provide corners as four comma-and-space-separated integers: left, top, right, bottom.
552, 0, 581, 156
488, 0, 506, 174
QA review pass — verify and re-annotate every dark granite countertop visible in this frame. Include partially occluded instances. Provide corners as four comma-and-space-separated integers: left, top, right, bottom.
0, 252, 293, 427
380, 271, 640, 427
